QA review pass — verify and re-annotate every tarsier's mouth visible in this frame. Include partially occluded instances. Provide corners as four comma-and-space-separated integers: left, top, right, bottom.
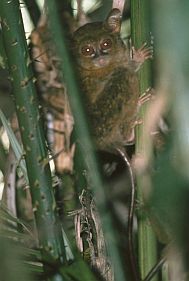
80, 59, 116, 71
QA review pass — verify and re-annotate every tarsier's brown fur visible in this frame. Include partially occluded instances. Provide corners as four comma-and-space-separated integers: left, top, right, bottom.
72, 8, 152, 152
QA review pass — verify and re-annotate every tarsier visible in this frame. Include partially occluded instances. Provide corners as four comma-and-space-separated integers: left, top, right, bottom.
72, 8, 152, 152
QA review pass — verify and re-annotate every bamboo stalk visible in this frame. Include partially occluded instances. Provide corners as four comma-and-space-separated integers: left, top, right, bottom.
130, 0, 158, 280
0, 0, 66, 276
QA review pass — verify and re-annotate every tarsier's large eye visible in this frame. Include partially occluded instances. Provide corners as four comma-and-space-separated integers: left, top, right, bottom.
100, 38, 112, 51
81, 45, 95, 56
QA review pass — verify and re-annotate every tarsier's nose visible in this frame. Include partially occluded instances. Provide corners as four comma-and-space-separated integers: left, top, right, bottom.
94, 49, 100, 58
94, 48, 108, 58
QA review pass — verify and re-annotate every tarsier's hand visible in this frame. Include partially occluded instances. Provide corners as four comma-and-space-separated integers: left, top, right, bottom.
132, 42, 153, 65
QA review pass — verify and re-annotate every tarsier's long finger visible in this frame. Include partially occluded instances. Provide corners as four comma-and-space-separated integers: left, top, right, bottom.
138, 87, 155, 107
137, 42, 148, 51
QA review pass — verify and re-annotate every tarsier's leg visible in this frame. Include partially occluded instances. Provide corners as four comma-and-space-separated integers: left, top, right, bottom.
126, 88, 154, 145
125, 89, 154, 145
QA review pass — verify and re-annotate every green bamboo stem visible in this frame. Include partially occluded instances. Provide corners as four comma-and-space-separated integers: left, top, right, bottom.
0, 0, 66, 274
45, 1, 126, 281
130, 0, 158, 280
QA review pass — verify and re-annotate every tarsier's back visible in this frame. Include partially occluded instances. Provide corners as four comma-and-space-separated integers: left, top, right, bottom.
72, 9, 140, 151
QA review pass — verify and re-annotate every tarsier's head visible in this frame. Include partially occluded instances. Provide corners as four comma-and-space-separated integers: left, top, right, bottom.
72, 9, 126, 71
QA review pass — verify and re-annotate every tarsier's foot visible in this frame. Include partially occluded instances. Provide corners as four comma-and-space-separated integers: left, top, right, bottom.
132, 42, 153, 65
125, 89, 154, 146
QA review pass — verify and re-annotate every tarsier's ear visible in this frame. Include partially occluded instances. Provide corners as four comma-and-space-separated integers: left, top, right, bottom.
104, 8, 122, 33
